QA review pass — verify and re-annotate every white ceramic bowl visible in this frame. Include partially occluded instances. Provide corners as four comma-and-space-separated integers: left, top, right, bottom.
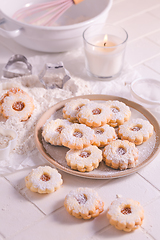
0, 0, 112, 52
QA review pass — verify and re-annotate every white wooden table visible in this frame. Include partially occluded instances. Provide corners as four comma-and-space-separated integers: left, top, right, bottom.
0, 0, 160, 239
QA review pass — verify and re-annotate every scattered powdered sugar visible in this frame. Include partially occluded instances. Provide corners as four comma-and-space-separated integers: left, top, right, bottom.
137, 132, 157, 162
0, 74, 92, 155
0, 133, 13, 149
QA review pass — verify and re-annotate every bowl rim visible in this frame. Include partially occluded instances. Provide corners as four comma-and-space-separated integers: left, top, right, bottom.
0, 0, 112, 30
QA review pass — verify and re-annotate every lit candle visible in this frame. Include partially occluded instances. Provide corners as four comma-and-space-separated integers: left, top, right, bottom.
83, 24, 128, 79
97, 34, 116, 50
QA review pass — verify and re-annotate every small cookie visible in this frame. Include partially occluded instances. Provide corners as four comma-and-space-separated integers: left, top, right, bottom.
103, 140, 138, 170
64, 187, 104, 219
106, 197, 144, 232
66, 145, 102, 172
92, 124, 117, 147
63, 98, 90, 122
118, 118, 154, 145
77, 102, 112, 127
1, 87, 34, 121
25, 166, 63, 194
60, 123, 95, 149
105, 100, 131, 127
42, 119, 72, 145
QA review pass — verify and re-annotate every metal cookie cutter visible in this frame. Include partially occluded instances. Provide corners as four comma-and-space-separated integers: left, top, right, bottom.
3, 54, 32, 78
38, 62, 71, 89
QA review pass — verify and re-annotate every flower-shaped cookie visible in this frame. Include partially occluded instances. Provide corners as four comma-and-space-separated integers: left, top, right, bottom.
0, 87, 34, 121
77, 102, 112, 127
64, 187, 104, 219
118, 118, 153, 145
92, 124, 117, 147
60, 123, 95, 149
66, 145, 102, 172
25, 166, 63, 194
42, 119, 72, 145
107, 197, 144, 232
105, 100, 131, 127
103, 140, 138, 170
63, 98, 90, 122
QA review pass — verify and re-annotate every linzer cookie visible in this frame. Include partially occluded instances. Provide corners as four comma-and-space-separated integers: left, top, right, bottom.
66, 145, 102, 172
103, 140, 138, 170
107, 197, 144, 232
42, 119, 72, 145
77, 102, 112, 127
64, 187, 104, 219
105, 100, 131, 127
92, 124, 117, 147
60, 123, 95, 149
63, 98, 90, 122
25, 166, 63, 194
118, 118, 153, 145
1, 87, 34, 121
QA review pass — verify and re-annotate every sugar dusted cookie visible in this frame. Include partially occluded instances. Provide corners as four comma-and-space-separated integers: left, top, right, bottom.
77, 102, 112, 127
103, 140, 138, 170
63, 98, 90, 122
1, 87, 34, 121
64, 187, 104, 219
118, 118, 154, 145
66, 145, 102, 172
92, 124, 117, 147
42, 119, 72, 145
25, 166, 63, 194
106, 197, 144, 232
60, 123, 95, 149
105, 100, 131, 127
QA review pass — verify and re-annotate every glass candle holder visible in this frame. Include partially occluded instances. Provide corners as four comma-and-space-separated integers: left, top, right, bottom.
83, 24, 128, 79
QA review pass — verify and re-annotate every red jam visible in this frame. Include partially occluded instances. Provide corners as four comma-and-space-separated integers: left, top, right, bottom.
73, 131, 83, 138
12, 101, 25, 111
40, 174, 50, 182
79, 151, 91, 158
92, 108, 101, 115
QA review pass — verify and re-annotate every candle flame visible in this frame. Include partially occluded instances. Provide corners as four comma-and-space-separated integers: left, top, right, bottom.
104, 34, 108, 46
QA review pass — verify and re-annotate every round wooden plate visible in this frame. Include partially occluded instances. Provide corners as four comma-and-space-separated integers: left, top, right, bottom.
35, 94, 160, 179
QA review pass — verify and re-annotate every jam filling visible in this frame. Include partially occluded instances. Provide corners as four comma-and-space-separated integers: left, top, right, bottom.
75, 105, 83, 111
111, 107, 120, 113
79, 151, 91, 158
76, 194, 87, 204
40, 174, 50, 182
56, 126, 64, 133
117, 147, 126, 155
73, 131, 83, 138
95, 129, 104, 135
92, 108, 101, 115
12, 101, 25, 111
121, 207, 132, 215
131, 126, 141, 131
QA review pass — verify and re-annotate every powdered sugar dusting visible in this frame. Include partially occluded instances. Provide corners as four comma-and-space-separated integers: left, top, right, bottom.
0, 133, 13, 148
0, 75, 91, 155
